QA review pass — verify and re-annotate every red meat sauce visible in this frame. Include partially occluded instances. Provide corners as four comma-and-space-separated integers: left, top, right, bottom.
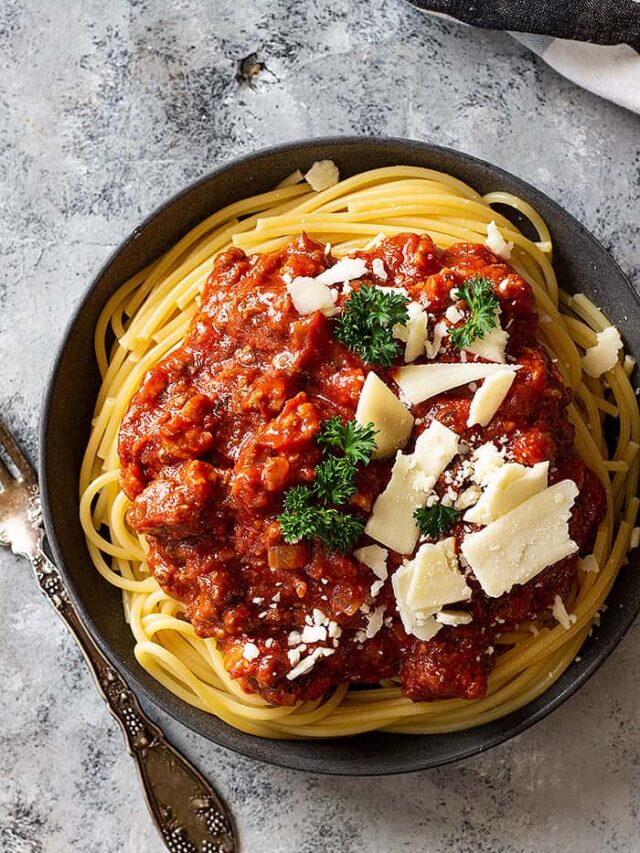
119, 232, 605, 706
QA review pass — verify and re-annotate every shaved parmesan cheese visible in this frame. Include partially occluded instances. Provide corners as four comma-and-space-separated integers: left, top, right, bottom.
579, 554, 599, 574
582, 326, 623, 377
394, 362, 517, 406
464, 461, 549, 525
467, 368, 517, 427
316, 257, 368, 285
286, 647, 334, 680
425, 320, 447, 359
365, 605, 386, 639
392, 561, 439, 641
631, 528, 640, 550
393, 303, 428, 363
372, 258, 388, 280
304, 160, 339, 192
365, 421, 459, 553
391, 538, 470, 640
287, 277, 338, 317
355, 372, 414, 459
370, 579, 385, 598
445, 305, 464, 324
471, 442, 505, 485
242, 642, 259, 661
461, 480, 578, 597
393, 302, 421, 342
552, 595, 577, 630
301, 624, 327, 644
465, 313, 508, 363
405, 311, 428, 362
405, 538, 471, 612
435, 610, 473, 626
354, 543, 388, 580
455, 484, 482, 511
485, 220, 514, 259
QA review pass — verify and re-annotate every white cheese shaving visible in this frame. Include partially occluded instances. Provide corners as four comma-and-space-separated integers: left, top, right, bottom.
465, 312, 508, 363
372, 258, 388, 280
552, 595, 577, 630
365, 421, 459, 554
287, 277, 338, 317
392, 561, 441, 642
425, 320, 446, 360
286, 647, 335, 680
467, 368, 517, 427
393, 303, 428, 363
582, 326, 623, 377
464, 461, 549, 525
370, 579, 385, 598
304, 159, 339, 192
404, 311, 428, 363
242, 642, 260, 661
631, 527, 640, 550
393, 302, 423, 342
435, 610, 473, 626
355, 372, 414, 459
287, 631, 302, 647
445, 305, 464, 324
461, 480, 579, 598
405, 538, 471, 612
391, 538, 471, 640
455, 484, 483, 510
579, 554, 600, 574
365, 605, 386, 639
287, 648, 301, 667
485, 220, 514, 259
471, 442, 505, 485
301, 624, 327, 644
316, 256, 368, 286
354, 543, 388, 580
394, 362, 518, 406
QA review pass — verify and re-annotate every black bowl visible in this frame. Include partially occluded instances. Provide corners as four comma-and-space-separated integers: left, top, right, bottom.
40, 137, 640, 775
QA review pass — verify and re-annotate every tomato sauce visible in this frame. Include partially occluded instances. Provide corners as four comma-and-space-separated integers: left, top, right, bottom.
119, 233, 605, 705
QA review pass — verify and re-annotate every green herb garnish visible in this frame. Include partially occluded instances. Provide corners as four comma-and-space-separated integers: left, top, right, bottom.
279, 485, 365, 554
414, 503, 459, 539
334, 284, 409, 366
277, 418, 376, 553
317, 416, 378, 464
448, 275, 500, 350
312, 456, 357, 506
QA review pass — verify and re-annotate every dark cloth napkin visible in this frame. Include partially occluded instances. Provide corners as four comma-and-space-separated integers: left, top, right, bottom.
407, 0, 640, 113
407, 0, 640, 45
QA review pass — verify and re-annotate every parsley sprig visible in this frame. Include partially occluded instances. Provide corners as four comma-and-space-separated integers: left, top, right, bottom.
334, 284, 409, 367
414, 503, 459, 539
316, 416, 378, 465
313, 456, 357, 506
279, 486, 365, 554
278, 418, 378, 553
448, 275, 500, 350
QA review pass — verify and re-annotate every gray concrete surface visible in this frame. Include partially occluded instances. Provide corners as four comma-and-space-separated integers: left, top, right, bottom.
1, 2, 640, 851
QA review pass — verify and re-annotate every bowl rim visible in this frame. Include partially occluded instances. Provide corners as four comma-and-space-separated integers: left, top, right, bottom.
39, 135, 640, 775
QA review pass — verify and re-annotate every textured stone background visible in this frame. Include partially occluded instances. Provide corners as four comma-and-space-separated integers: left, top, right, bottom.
2, 2, 640, 851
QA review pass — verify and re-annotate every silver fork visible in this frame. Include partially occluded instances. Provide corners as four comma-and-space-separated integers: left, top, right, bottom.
0, 420, 236, 853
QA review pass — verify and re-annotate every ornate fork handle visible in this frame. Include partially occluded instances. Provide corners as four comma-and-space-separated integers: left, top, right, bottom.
32, 550, 236, 853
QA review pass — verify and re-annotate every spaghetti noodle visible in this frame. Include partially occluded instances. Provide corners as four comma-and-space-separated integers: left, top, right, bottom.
80, 165, 639, 738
